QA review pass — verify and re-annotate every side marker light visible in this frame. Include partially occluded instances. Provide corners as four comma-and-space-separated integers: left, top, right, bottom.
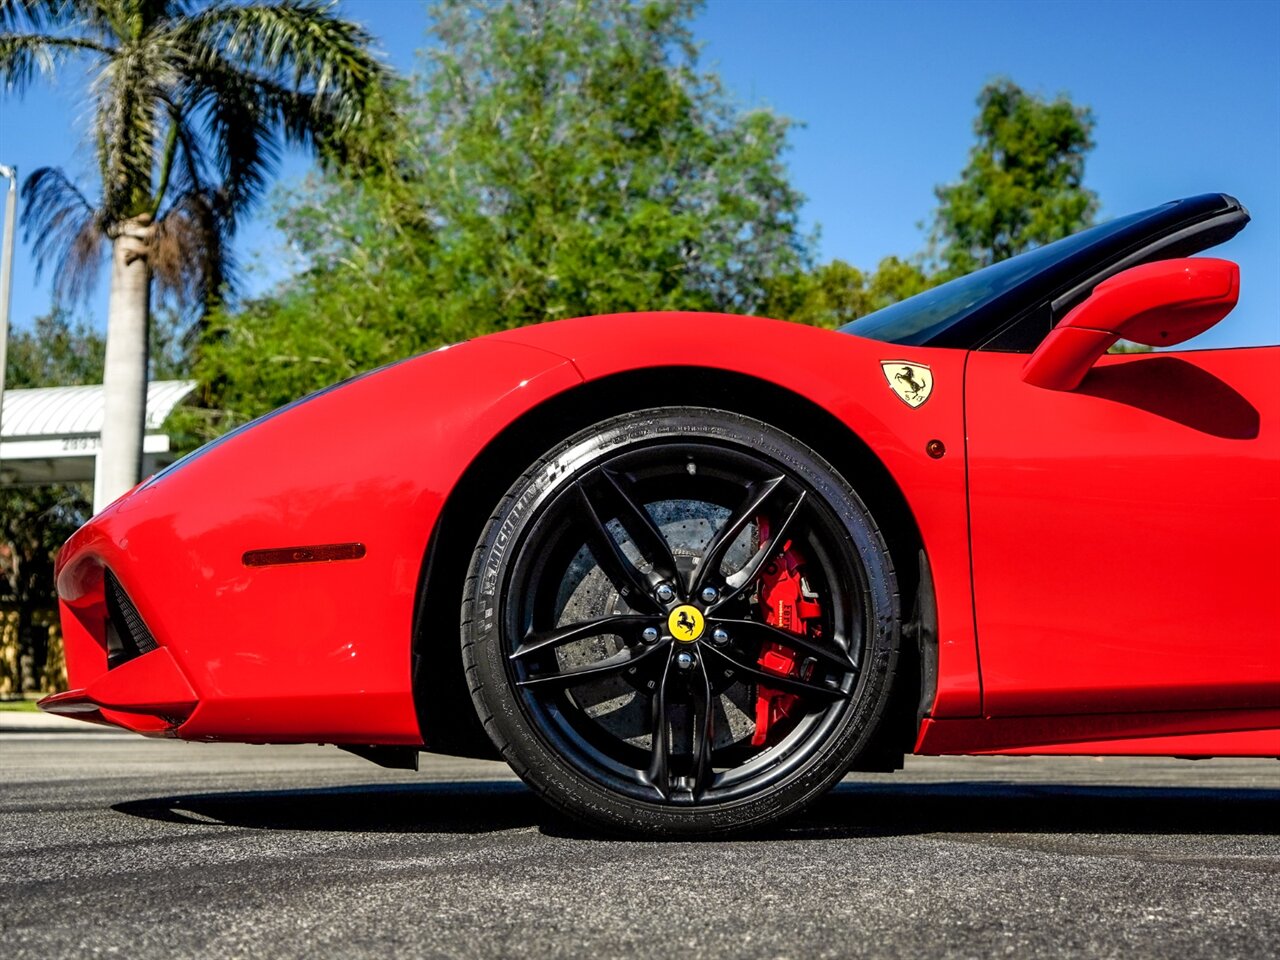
243, 543, 367, 567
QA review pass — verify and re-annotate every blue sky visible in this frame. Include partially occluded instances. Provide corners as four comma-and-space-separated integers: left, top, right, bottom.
1, 0, 1277, 349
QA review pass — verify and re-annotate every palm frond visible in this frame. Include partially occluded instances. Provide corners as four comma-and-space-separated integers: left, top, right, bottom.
0, 31, 110, 92
10, 0, 394, 316
171, 0, 393, 217
0, 0, 74, 32
20, 166, 107, 304
134, 0, 179, 33
167, 109, 215, 197
182, 66, 279, 222
92, 34, 173, 217
152, 186, 233, 314
178, 0, 390, 135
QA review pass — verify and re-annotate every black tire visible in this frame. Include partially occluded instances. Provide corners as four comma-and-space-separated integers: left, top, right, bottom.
461, 407, 899, 836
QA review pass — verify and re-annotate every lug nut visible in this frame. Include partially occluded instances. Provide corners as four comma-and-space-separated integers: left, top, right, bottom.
700, 585, 719, 604
655, 583, 676, 603
710, 627, 730, 645
641, 626, 659, 644
675, 651, 697, 670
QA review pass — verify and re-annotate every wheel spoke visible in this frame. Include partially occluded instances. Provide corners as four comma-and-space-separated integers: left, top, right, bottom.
575, 468, 680, 607
574, 482, 660, 610
516, 637, 671, 688
689, 656, 716, 800
643, 646, 676, 800
713, 618, 857, 671
510, 615, 655, 661
711, 490, 808, 610
703, 644, 848, 702
598, 468, 681, 587
690, 475, 787, 594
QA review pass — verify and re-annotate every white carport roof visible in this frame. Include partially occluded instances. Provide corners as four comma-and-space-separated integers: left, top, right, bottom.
0, 381, 197, 495
1, 380, 196, 441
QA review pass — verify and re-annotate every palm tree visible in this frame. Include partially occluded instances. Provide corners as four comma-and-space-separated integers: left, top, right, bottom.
0, 0, 390, 508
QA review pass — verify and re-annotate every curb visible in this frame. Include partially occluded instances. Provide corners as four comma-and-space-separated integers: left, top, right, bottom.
0, 712, 127, 733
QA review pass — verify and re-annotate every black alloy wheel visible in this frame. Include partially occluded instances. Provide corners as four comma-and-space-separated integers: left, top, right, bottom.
462, 408, 899, 836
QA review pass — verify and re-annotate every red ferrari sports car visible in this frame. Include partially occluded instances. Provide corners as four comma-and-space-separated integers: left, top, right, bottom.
43, 192, 1278, 835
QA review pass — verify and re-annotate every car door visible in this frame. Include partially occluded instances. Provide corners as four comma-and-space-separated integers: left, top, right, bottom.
965, 345, 1280, 716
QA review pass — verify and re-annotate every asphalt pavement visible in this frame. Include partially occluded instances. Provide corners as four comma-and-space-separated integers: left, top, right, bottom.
1, 729, 1277, 959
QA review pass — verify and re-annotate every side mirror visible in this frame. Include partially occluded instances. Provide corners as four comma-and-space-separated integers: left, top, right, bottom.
1022, 257, 1239, 390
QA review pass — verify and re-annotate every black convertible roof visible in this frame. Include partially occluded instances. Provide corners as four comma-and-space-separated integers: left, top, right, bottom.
843, 193, 1250, 351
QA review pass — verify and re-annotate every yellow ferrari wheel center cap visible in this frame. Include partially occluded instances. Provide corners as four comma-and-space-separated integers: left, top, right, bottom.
668, 604, 705, 643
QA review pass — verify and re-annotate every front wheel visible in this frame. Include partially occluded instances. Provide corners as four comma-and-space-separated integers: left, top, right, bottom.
462, 408, 899, 836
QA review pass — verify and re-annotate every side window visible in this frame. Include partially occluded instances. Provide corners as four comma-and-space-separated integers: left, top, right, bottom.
981, 303, 1054, 353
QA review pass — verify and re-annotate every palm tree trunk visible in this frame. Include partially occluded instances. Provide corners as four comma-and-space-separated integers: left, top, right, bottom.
96, 219, 152, 513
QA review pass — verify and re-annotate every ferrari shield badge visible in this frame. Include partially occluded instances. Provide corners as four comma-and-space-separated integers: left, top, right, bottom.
668, 605, 705, 643
881, 361, 934, 408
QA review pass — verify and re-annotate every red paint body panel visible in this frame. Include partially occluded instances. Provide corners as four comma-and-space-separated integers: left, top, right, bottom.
916, 710, 1280, 757
492, 314, 981, 716
967, 346, 1280, 717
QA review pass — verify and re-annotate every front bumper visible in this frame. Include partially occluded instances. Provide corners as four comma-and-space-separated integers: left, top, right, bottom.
40, 544, 198, 736
39, 646, 197, 736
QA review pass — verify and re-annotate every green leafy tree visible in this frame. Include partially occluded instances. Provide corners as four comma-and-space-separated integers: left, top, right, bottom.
0, 479, 85, 693
866, 255, 930, 306
5, 311, 106, 387
762, 254, 934, 329
0, 0, 392, 507
419, 0, 806, 323
930, 79, 1098, 278
773, 79, 1097, 328
762, 260, 871, 329
198, 0, 810, 429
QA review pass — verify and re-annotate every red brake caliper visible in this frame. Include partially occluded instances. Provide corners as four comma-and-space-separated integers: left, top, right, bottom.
751, 517, 823, 747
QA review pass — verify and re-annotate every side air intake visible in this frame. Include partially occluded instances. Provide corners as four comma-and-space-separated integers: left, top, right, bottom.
104, 570, 159, 669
